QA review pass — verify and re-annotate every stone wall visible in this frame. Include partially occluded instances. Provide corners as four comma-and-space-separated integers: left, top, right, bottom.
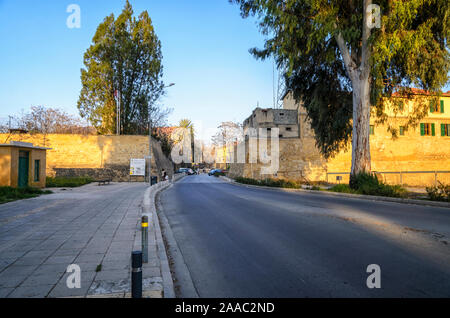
0, 134, 174, 182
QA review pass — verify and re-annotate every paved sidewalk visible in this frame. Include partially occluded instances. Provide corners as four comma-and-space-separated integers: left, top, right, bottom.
0, 182, 164, 298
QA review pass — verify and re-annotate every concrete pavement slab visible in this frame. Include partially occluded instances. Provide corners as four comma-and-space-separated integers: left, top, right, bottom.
32, 264, 68, 275
0, 265, 37, 277
48, 281, 92, 298
0, 182, 174, 298
43, 255, 76, 265
53, 248, 83, 257
100, 261, 130, 271
7, 284, 54, 298
0, 274, 28, 288
0, 288, 14, 297
13, 255, 49, 266
75, 253, 104, 264
20, 273, 62, 287
95, 269, 129, 281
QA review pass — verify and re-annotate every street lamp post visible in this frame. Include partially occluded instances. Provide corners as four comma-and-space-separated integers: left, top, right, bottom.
149, 83, 175, 185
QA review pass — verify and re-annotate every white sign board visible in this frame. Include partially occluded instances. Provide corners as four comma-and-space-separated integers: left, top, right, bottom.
130, 159, 146, 176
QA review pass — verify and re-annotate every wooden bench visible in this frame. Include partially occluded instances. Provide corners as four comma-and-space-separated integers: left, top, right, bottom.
97, 179, 111, 186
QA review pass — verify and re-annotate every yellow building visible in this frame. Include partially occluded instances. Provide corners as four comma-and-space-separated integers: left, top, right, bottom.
229, 89, 450, 186
0, 141, 50, 188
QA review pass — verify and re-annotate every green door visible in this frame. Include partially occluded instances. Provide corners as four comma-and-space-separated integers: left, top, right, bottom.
18, 151, 29, 188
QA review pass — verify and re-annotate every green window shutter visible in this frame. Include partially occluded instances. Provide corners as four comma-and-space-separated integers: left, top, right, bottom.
442, 124, 446, 136
441, 100, 444, 113
420, 123, 425, 136
430, 101, 434, 113
431, 123, 435, 136
34, 160, 40, 182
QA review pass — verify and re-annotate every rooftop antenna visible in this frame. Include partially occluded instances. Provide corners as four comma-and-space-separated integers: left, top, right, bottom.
276, 62, 288, 109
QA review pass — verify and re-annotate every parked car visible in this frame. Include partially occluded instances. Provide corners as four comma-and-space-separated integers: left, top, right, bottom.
209, 169, 224, 176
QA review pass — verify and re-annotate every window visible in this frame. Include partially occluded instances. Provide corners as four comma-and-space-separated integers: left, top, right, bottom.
286, 127, 292, 131
279, 134, 283, 138
369, 125, 375, 135
430, 100, 439, 113
399, 126, 405, 136
395, 99, 405, 112
420, 123, 435, 136
34, 160, 40, 182
441, 124, 450, 137
430, 100, 444, 113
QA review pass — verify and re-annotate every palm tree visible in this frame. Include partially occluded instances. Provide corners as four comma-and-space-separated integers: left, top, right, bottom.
178, 119, 195, 163
179, 119, 194, 134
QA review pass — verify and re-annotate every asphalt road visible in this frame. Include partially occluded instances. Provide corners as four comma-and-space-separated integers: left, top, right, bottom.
159, 174, 450, 298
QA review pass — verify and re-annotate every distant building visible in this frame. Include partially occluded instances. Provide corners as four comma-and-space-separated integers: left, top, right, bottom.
243, 108, 299, 138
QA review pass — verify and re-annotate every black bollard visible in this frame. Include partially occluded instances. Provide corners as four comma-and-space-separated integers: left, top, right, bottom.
131, 251, 143, 298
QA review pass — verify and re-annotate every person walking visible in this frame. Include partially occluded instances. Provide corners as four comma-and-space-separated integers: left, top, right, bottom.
161, 169, 168, 181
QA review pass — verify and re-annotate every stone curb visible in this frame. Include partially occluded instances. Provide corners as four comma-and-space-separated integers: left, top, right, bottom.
219, 176, 450, 209
140, 174, 185, 298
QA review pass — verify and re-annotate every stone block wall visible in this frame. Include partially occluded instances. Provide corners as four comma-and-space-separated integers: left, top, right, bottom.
0, 134, 174, 182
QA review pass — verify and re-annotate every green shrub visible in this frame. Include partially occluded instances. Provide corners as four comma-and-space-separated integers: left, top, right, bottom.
46, 176, 94, 188
0, 186, 52, 204
330, 184, 355, 193
342, 172, 406, 197
349, 172, 379, 190
234, 177, 301, 189
235, 177, 260, 185
426, 182, 450, 202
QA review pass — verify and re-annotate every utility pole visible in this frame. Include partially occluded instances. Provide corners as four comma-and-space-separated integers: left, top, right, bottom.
148, 118, 152, 185
115, 90, 121, 135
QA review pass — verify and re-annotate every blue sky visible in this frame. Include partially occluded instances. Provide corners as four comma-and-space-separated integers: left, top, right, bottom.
0, 0, 276, 140
1, 1, 448, 141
